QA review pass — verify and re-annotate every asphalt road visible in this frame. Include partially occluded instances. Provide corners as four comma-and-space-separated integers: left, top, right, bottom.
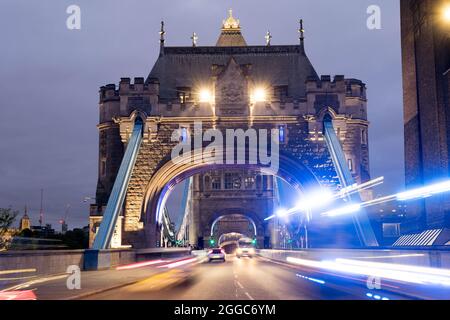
85, 255, 365, 300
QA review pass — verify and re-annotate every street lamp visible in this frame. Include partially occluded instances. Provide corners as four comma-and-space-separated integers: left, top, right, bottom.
443, 4, 450, 22
251, 88, 267, 103
199, 88, 213, 103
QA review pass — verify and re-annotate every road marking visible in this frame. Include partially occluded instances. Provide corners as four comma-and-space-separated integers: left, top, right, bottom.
245, 292, 255, 300
1, 274, 68, 292
236, 281, 244, 289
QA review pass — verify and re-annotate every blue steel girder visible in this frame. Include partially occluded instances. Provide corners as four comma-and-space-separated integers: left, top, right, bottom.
92, 118, 144, 250
323, 119, 379, 247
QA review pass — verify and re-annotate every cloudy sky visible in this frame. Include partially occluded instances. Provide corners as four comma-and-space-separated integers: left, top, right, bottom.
0, 0, 403, 229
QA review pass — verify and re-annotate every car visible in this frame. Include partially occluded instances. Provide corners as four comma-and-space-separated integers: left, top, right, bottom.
236, 246, 255, 258
208, 248, 226, 262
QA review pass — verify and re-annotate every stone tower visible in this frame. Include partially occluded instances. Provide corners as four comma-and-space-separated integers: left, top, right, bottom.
401, 0, 450, 232
90, 10, 373, 249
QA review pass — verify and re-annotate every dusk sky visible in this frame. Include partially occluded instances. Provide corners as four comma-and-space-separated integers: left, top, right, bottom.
0, 0, 403, 229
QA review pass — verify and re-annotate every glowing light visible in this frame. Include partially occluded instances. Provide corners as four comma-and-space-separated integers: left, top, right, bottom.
339, 176, 384, 197
116, 259, 166, 271
0, 290, 37, 300
321, 204, 361, 217
276, 208, 288, 217
366, 292, 390, 300
251, 88, 267, 103
287, 256, 450, 287
296, 273, 325, 285
396, 180, 450, 201
0, 269, 36, 276
444, 5, 450, 22
353, 254, 425, 260
296, 189, 334, 210
199, 89, 213, 103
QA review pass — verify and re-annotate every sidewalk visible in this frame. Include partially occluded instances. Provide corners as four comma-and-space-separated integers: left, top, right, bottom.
1, 256, 198, 300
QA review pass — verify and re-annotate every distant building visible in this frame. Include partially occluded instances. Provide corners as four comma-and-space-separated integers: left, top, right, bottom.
19, 207, 31, 231
31, 224, 55, 238
61, 221, 68, 234
401, 0, 450, 232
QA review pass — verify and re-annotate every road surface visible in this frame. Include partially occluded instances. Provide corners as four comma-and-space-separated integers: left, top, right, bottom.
83, 255, 378, 300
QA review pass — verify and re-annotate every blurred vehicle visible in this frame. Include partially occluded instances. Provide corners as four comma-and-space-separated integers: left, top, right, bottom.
208, 248, 226, 262
236, 237, 255, 258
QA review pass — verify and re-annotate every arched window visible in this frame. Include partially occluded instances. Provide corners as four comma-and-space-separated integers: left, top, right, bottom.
256, 175, 262, 190
204, 175, 211, 190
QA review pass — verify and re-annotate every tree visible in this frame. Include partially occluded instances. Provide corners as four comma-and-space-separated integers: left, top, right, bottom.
0, 208, 18, 250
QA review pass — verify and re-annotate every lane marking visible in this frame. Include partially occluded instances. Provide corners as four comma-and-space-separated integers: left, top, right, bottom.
236, 281, 244, 289
1, 274, 68, 292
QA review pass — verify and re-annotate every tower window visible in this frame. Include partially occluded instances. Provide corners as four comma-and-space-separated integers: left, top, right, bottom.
180, 127, 189, 142
224, 173, 241, 190
177, 87, 191, 104
100, 159, 106, 177
279, 125, 286, 143
204, 176, 211, 190
348, 159, 353, 172
361, 128, 368, 145
244, 176, 255, 189
274, 85, 288, 102
212, 178, 221, 190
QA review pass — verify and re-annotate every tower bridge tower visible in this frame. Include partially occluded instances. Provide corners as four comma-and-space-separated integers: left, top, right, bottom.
90, 10, 375, 249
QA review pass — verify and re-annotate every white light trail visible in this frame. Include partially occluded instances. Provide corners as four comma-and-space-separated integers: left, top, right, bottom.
396, 180, 450, 201
321, 204, 361, 217
157, 257, 198, 269
286, 257, 450, 287
116, 259, 167, 271
264, 177, 384, 221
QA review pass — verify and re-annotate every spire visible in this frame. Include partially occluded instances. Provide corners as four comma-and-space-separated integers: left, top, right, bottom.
39, 188, 44, 226
191, 32, 198, 47
216, 9, 247, 47
159, 21, 165, 56
298, 19, 305, 45
265, 30, 272, 46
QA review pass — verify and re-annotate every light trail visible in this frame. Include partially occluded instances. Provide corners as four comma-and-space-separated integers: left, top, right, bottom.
0, 268, 36, 276
396, 180, 450, 201
352, 254, 425, 260
366, 292, 389, 300
267, 178, 450, 221
286, 257, 450, 287
0, 290, 37, 300
265, 177, 384, 221
157, 257, 198, 269
296, 273, 326, 285
321, 204, 361, 217
116, 259, 167, 270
